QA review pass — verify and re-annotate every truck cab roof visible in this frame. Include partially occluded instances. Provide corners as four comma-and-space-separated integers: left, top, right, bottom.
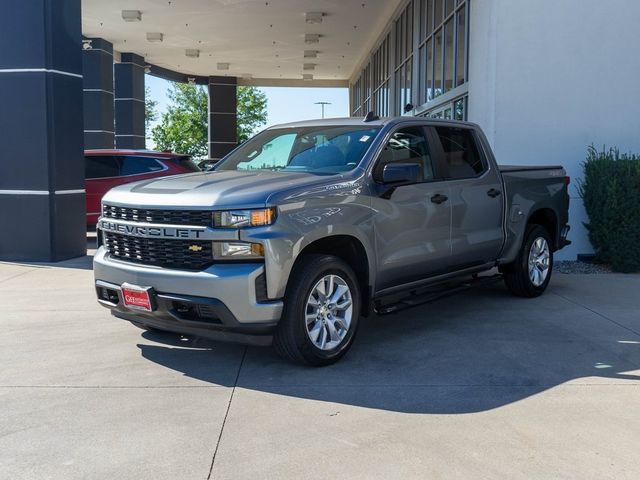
269, 116, 480, 130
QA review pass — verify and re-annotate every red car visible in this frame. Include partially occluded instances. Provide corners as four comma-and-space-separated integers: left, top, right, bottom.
85, 150, 200, 225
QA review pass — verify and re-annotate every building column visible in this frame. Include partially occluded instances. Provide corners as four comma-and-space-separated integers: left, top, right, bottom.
114, 53, 145, 149
0, 0, 86, 261
208, 76, 237, 159
82, 37, 114, 149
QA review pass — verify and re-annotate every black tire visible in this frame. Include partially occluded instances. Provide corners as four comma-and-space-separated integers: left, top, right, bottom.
503, 224, 554, 298
274, 254, 361, 366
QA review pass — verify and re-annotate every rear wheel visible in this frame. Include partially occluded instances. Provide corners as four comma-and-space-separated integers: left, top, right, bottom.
503, 224, 553, 297
274, 254, 360, 366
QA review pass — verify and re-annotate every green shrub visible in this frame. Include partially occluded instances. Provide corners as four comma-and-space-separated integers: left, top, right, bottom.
579, 146, 640, 272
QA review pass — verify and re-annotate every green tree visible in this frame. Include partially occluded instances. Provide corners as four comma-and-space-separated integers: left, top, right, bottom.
144, 86, 158, 137
237, 86, 268, 143
151, 83, 209, 157
151, 83, 267, 158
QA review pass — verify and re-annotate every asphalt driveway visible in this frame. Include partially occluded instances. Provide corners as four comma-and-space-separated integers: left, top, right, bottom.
1, 255, 639, 479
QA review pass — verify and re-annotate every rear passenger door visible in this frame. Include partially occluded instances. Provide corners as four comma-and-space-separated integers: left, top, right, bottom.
431, 125, 504, 269
371, 125, 451, 291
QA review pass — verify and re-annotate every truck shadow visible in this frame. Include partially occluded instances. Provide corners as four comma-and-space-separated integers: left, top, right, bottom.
137, 281, 640, 414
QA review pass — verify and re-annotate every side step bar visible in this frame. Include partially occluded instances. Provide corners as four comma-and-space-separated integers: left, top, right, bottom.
374, 274, 504, 316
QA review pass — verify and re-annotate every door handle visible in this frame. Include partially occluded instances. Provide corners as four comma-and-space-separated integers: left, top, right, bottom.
487, 188, 502, 198
430, 193, 448, 204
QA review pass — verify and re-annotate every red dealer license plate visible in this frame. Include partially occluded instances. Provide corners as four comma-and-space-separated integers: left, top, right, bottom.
121, 283, 153, 312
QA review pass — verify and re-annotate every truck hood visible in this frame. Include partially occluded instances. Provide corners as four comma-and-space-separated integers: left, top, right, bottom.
101, 170, 338, 209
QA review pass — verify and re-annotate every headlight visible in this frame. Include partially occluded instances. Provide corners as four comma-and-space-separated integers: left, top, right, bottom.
213, 207, 276, 228
213, 242, 264, 260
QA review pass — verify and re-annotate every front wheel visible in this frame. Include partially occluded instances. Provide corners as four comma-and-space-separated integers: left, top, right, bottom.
274, 254, 360, 366
503, 224, 554, 298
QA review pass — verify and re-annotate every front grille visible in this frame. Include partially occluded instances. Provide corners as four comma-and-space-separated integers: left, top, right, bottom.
104, 232, 213, 270
102, 204, 212, 227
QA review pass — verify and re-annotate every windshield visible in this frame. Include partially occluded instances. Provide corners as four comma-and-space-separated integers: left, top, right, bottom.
216, 125, 381, 175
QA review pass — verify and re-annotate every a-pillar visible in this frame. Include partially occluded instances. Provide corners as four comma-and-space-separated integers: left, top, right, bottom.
114, 53, 145, 149
208, 76, 237, 159
0, 0, 86, 261
82, 37, 114, 149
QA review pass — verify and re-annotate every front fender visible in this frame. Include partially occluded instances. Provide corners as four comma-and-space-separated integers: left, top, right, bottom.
241, 197, 376, 299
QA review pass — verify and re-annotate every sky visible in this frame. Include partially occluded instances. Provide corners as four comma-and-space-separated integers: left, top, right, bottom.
145, 75, 350, 147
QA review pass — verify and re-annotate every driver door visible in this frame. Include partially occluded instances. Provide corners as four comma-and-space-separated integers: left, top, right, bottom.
371, 125, 451, 292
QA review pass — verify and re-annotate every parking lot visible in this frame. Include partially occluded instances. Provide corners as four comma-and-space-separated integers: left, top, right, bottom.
1, 251, 639, 479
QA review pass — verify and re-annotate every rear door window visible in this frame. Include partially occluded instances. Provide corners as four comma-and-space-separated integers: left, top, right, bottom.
435, 127, 485, 179
120, 156, 166, 176
85, 155, 120, 179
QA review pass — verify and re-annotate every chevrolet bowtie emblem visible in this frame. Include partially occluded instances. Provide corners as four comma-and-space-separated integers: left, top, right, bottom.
188, 245, 203, 252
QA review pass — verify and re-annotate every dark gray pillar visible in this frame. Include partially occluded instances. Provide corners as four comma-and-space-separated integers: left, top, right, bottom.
114, 53, 145, 149
82, 37, 114, 149
0, 0, 86, 262
208, 76, 237, 159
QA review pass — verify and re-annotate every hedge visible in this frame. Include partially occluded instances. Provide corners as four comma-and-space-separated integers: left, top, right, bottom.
579, 146, 640, 272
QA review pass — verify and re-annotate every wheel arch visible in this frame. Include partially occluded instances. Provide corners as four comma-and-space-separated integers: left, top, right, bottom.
527, 208, 559, 250
293, 234, 373, 316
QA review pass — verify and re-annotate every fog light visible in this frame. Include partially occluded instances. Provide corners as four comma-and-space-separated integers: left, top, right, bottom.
213, 242, 264, 260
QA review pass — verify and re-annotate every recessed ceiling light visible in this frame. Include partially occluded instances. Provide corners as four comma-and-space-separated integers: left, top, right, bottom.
185, 49, 200, 58
303, 63, 316, 71
303, 74, 313, 80
121, 10, 142, 22
305, 34, 320, 44
304, 50, 318, 58
146, 32, 163, 43
305, 12, 324, 24
217, 62, 230, 70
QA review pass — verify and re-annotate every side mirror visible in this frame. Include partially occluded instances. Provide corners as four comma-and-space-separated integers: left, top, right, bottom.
382, 163, 422, 185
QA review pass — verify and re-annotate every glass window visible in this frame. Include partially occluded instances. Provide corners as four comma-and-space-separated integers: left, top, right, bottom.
405, 57, 413, 108
435, 0, 443, 25
217, 126, 380, 175
445, 0, 455, 17
454, 97, 466, 120
426, 39, 433, 101
419, 0, 426, 40
436, 126, 485, 178
85, 156, 120, 179
444, 18, 454, 92
434, 28, 443, 98
425, 0, 433, 37
374, 127, 435, 181
234, 134, 296, 171
456, 6, 466, 87
120, 156, 165, 176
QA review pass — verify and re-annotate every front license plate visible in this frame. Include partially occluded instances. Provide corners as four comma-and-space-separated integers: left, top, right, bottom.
121, 283, 153, 312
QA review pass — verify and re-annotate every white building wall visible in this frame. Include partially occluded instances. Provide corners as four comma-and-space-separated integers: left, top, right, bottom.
468, 0, 640, 259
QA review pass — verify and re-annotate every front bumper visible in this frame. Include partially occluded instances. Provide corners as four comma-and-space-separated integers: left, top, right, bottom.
93, 247, 283, 344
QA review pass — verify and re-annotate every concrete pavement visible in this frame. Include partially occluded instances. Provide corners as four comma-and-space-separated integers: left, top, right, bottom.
1, 255, 639, 479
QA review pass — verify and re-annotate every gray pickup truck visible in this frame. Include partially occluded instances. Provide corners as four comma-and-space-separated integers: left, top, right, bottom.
94, 116, 570, 366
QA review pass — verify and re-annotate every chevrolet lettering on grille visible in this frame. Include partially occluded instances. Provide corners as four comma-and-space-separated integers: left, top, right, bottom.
99, 219, 204, 239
